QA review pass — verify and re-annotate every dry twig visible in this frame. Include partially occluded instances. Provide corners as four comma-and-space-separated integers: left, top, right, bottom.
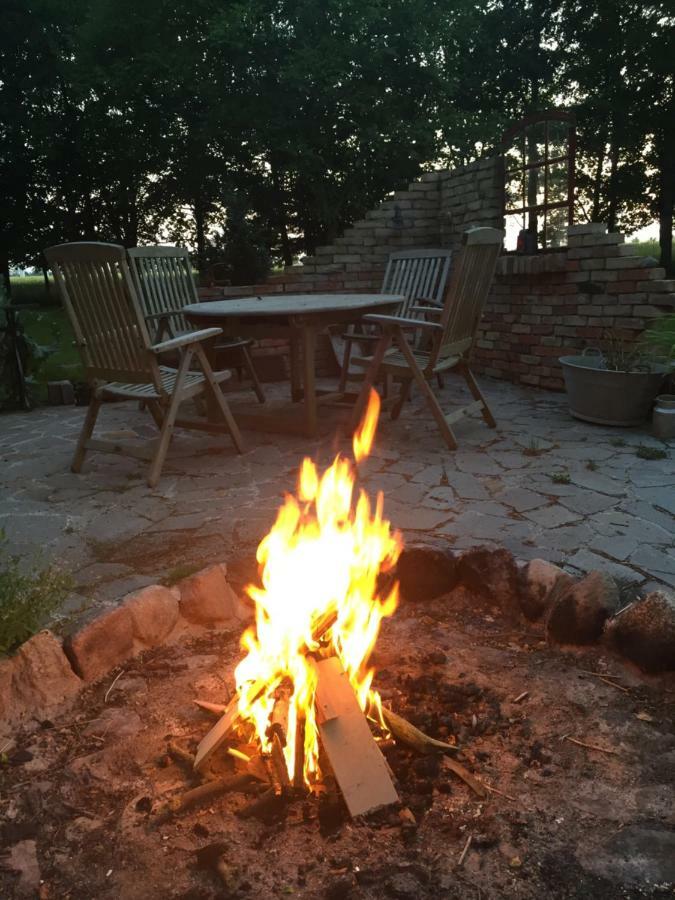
152, 773, 254, 825
481, 782, 516, 802
104, 669, 125, 703
579, 671, 629, 693
563, 735, 618, 756
458, 834, 473, 866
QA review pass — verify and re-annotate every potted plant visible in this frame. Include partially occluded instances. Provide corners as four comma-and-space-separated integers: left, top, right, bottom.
559, 326, 672, 427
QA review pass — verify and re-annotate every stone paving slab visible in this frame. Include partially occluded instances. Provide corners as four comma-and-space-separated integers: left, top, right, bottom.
1, 378, 673, 631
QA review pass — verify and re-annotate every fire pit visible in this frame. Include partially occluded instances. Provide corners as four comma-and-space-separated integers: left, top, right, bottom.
1, 394, 674, 898
190, 390, 469, 822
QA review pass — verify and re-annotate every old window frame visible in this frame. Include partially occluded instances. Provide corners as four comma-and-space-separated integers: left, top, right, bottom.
501, 110, 576, 252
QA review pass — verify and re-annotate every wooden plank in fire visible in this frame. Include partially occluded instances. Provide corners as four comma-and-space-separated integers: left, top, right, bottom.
193, 609, 338, 772
312, 657, 399, 818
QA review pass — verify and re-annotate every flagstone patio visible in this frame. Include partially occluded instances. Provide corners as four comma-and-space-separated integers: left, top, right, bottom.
1, 378, 673, 633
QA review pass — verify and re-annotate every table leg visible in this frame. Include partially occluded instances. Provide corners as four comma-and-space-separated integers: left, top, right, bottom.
289, 335, 302, 402
201, 335, 221, 422
301, 325, 318, 437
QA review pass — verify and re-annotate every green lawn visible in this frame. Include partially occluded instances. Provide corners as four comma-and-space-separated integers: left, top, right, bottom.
6, 277, 83, 404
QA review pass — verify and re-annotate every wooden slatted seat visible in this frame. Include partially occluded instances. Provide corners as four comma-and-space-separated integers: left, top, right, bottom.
333, 248, 452, 391
349, 228, 503, 449
44, 242, 245, 487
128, 245, 265, 404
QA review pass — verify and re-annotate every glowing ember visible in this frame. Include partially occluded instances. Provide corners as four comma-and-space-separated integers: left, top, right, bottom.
234, 389, 402, 784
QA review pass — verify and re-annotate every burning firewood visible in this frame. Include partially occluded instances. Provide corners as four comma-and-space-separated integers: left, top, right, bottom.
152, 773, 256, 825
312, 657, 398, 817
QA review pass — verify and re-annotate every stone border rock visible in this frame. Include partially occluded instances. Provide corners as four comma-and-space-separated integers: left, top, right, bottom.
1, 563, 251, 736
396, 543, 675, 674
2, 548, 673, 740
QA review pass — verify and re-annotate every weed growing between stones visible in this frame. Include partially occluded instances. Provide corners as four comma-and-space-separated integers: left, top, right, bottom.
550, 470, 571, 484
0, 531, 73, 654
635, 445, 668, 460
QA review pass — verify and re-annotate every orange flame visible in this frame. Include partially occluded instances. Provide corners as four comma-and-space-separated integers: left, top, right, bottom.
352, 388, 381, 463
234, 390, 401, 783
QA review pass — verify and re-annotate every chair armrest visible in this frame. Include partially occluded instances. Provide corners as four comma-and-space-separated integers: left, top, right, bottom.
410, 304, 442, 316
151, 327, 223, 354
145, 311, 177, 321
363, 314, 443, 331
339, 332, 382, 341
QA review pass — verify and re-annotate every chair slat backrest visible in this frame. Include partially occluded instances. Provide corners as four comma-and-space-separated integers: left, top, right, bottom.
433, 228, 503, 363
44, 242, 157, 385
128, 246, 198, 335
381, 248, 452, 316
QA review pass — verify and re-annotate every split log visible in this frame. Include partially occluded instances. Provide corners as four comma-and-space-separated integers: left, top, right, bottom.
236, 787, 285, 821
381, 705, 459, 754
268, 686, 291, 747
293, 714, 306, 791
271, 733, 291, 791
152, 773, 254, 825
194, 609, 337, 771
381, 706, 485, 799
312, 657, 399, 818
194, 700, 228, 716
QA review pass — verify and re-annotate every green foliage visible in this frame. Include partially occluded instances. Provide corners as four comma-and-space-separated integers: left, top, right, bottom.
635, 445, 668, 460
162, 563, 203, 587
1, 0, 673, 273
0, 532, 73, 654
642, 316, 675, 369
550, 470, 571, 484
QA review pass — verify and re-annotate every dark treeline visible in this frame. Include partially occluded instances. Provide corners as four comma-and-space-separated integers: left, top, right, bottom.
1, 0, 673, 291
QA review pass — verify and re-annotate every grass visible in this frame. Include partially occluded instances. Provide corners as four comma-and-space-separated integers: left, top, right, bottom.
9, 274, 56, 306
635, 445, 668, 460
162, 563, 203, 587
0, 532, 73, 654
628, 238, 660, 259
609, 437, 627, 447
585, 460, 597, 471
523, 438, 547, 457
550, 470, 571, 484
4, 278, 84, 404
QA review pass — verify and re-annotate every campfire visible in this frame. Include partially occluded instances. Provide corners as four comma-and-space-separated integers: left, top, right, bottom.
191, 390, 473, 819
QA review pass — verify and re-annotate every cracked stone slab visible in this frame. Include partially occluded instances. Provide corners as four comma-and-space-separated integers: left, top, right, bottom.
523, 505, 581, 528
496, 487, 548, 512
569, 471, 628, 497
565, 549, 647, 584
558, 492, 620, 516
441, 471, 490, 500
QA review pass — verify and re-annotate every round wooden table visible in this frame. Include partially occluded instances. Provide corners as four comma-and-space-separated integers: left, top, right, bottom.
184, 293, 403, 437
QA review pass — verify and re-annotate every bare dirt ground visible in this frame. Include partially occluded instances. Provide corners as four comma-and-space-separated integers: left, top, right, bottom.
1, 585, 674, 900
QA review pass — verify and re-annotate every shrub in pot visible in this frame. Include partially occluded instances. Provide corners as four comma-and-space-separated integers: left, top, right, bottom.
559, 327, 672, 427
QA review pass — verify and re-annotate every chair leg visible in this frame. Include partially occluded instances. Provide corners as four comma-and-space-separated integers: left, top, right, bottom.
241, 344, 265, 404
436, 374, 444, 389
147, 353, 193, 488
71, 396, 102, 473
394, 332, 458, 450
460, 363, 497, 428
146, 399, 164, 430
391, 378, 412, 420
338, 336, 354, 394
349, 331, 392, 432
194, 344, 245, 454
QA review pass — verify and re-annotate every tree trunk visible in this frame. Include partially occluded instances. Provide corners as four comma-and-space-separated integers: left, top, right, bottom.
606, 125, 620, 233
657, 120, 674, 275
194, 197, 206, 274
42, 266, 51, 299
0, 253, 11, 300
591, 143, 606, 222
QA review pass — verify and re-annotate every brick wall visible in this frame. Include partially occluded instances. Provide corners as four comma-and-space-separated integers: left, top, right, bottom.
199, 161, 674, 390
472, 224, 675, 390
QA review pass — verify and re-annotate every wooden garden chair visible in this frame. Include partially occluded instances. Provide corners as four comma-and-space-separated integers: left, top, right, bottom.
128, 245, 265, 404
335, 248, 452, 392
44, 242, 245, 487
349, 228, 503, 449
